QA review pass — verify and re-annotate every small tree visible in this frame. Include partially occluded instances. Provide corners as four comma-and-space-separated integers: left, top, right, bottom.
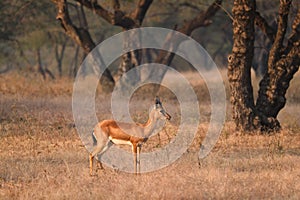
228, 0, 300, 132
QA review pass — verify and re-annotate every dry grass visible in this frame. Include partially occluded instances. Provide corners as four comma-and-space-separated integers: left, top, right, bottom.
0, 70, 300, 199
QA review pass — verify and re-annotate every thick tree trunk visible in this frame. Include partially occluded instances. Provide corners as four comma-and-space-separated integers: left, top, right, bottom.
227, 0, 256, 131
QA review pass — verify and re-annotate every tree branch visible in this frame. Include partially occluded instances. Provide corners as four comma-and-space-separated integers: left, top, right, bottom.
53, 0, 115, 88
55, 0, 96, 53
284, 8, 300, 73
75, 0, 153, 29
74, 0, 113, 24
147, 0, 222, 87
154, 0, 223, 65
55, 0, 88, 51
285, 8, 300, 53
267, 0, 292, 70
179, 0, 223, 35
130, 0, 153, 26
254, 11, 276, 43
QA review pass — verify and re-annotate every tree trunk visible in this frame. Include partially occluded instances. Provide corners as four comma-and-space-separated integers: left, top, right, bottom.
69, 45, 80, 78
227, 0, 256, 131
36, 48, 55, 80
55, 37, 68, 77
36, 48, 46, 80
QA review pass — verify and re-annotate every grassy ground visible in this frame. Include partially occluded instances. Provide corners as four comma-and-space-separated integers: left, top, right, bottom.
0, 71, 300, 199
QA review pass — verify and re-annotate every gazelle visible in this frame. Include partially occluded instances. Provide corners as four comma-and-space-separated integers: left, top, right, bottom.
89, 97, 171, 175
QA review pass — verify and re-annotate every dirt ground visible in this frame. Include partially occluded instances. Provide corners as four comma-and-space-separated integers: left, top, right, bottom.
0, 71, 300, 199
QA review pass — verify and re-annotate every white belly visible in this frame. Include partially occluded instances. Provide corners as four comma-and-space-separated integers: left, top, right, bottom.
109, 137, 132, 145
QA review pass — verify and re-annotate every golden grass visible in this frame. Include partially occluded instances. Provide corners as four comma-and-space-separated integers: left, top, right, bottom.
0, 70, 300, 199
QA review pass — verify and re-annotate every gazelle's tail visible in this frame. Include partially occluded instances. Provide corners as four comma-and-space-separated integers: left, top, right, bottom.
92, 131, 97, 146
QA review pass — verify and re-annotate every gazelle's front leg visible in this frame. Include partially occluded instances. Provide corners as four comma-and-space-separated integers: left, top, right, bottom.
89, 153, 94, 176
132, 143, 138, 174
137, 144, 141, 174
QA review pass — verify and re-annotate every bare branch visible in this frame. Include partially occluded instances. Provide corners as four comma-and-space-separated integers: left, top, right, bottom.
75, 0, 136, 28
74, 0, 153, 29
148, 0, 222, 86
154, 0, 223, 65
53, 0, 115, 88
286, 8, 300, 52
74, 0, 113, 24
282, 44, 300, 73
292, 8, 300, 33
215, 2, 233, 21
55, 0, 86, 50
130, 0, 154, 26
254, 11, 276, 43
267, 0, 292, 69
179, 0, 223, 35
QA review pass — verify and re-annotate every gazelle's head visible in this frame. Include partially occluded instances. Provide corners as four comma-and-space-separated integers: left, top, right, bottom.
152, 96, 171, 121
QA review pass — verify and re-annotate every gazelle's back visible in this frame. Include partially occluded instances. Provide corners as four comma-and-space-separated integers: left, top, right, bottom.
95, 120, 144, 143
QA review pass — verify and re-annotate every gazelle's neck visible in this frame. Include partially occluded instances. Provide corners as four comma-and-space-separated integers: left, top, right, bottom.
142, 108, 165, 139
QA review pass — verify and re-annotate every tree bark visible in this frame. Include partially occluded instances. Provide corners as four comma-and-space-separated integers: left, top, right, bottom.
227, 0, 256, 131
255, 1, 299, 130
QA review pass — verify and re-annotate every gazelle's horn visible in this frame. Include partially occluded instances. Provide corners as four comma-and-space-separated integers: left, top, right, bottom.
155, 96, 161, 105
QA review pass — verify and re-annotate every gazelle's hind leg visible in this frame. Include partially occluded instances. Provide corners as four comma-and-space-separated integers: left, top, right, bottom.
137, 144, 141, 174
95, 141, 113, 171
89, 128, 109, 176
